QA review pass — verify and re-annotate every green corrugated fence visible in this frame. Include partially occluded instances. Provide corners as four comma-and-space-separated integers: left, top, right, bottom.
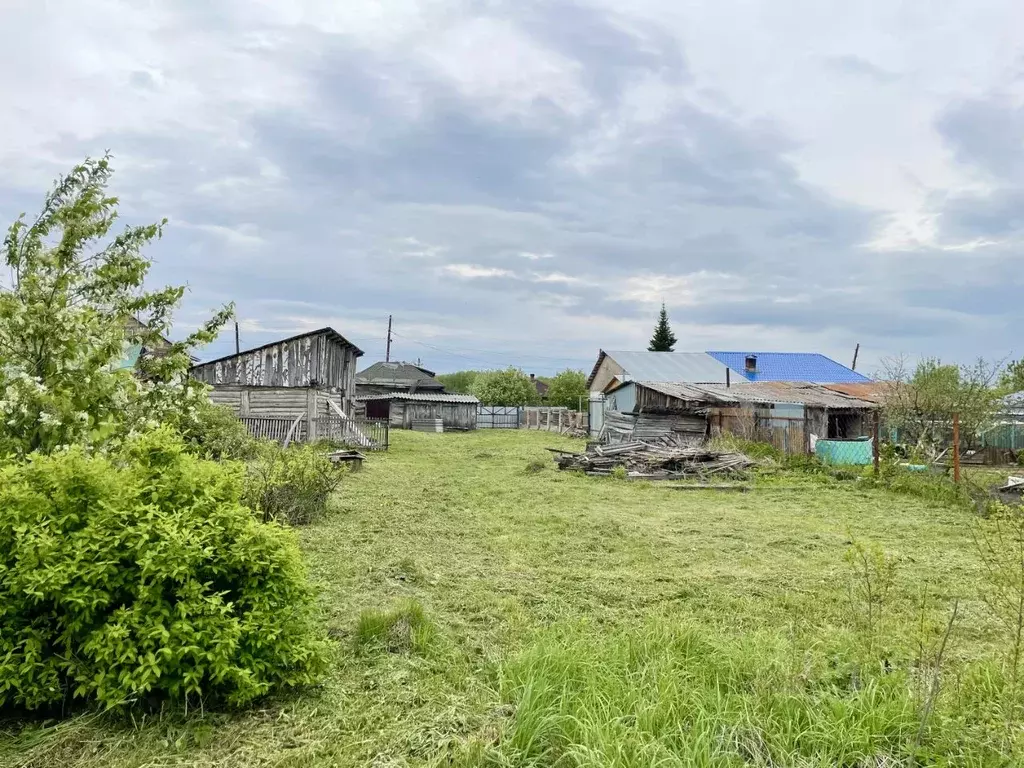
815, 437, 874, 465
980, 423, 1024, 450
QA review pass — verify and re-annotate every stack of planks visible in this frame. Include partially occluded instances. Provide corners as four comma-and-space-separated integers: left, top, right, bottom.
551, 440, 753, 480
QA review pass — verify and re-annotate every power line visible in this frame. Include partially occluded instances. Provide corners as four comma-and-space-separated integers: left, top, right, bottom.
388, 330, 593, 369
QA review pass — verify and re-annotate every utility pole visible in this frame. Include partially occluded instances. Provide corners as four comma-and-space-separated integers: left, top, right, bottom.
385, 315, 393, 362
952, 412, 961, 484
234, 321, 240, 355
851, 343, 860, 371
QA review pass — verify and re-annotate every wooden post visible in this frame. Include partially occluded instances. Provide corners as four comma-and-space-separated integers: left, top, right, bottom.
952, 412, 961, 484
239, 389, 251, 418
872, 410, 880, 477
306, 389, 319, 443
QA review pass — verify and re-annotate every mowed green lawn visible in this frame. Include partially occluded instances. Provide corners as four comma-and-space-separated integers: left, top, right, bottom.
3, 430, 1008, 767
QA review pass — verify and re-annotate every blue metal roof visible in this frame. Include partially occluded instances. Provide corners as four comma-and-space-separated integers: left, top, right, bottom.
706, 352, 870, 383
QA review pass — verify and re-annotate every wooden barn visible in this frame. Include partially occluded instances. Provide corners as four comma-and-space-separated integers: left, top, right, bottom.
190, 328, 365, 442
357, 393, 479, 431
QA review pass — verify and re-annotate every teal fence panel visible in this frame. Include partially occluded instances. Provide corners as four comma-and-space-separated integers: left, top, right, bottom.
816, 437, 873, 465
980, 423, 1024, 450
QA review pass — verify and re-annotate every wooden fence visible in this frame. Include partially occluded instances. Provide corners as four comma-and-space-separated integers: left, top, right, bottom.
523, 407, 588, 434
320, 416, 389, 450
240, 416, 307, 444
477, 406, 588, 433
712, 410, 808, 455
240, 415, 388, 450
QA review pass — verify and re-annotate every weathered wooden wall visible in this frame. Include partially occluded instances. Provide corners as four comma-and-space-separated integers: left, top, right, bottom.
208, 385, 341, 419
708, 406, 843, 455
601, 410, 707, 445
191, 331, 358, 399
387, 401, 478, 430
589, 355, 625, 393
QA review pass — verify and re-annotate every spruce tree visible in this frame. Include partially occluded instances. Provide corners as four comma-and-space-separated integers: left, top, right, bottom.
648, 304, 677, 352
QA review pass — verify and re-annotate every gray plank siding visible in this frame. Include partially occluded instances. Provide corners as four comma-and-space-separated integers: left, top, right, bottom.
204, 385, 335, 418
192, 330, 358, 391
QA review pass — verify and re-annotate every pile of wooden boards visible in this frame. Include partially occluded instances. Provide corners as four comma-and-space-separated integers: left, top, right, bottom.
551, 440, 754, 480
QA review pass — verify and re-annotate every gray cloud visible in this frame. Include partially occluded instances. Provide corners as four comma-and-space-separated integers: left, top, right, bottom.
1, 0, 1023, 372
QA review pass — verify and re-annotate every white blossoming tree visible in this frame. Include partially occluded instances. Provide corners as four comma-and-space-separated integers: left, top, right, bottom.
0, 154, 232, 456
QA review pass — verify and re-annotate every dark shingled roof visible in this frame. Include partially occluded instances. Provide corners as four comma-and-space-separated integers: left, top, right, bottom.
356, 361, 444, 390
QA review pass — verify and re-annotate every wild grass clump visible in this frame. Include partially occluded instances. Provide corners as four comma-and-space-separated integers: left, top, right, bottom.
354, 601, 438, 656
452, 620, 1008, 766
713, 434, 782, 462
242, 442, 344, 525
523, 459, 547, 474
867, 464, 988, 514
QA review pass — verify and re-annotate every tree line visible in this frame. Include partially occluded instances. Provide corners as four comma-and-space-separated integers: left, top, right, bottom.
438, 368, 588, 409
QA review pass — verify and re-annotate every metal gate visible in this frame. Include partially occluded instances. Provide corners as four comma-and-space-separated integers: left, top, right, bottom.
477, 406, 523, 429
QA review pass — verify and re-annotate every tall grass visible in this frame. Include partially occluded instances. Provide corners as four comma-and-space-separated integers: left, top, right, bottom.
450, 621, 1011, 766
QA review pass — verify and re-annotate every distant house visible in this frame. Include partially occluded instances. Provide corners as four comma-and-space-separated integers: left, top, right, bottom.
116, 316, 175, 371
190, 327, 364, 427
530, 373, 549, 401
355, 361, 444, 397
588, 350, 868, 393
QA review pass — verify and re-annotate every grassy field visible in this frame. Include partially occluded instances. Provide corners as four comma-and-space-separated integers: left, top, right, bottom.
3, 430, 1020, 766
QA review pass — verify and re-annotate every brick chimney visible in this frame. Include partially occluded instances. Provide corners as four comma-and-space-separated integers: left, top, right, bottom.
745, 355, 757, 373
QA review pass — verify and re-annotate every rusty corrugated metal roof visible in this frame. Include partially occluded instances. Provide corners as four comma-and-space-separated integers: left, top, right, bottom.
822, 382, 890, 404
634, 380, 876, 409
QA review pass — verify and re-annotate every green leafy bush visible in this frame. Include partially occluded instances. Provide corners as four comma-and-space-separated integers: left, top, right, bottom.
178, 398, 258, 460
545, 369, 588, 410
472, 367, 538, 406
243, 442, 344, 525
0, 429, 326, 711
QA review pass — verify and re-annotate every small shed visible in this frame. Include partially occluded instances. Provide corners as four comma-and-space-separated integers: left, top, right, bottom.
358, 393, 480, 431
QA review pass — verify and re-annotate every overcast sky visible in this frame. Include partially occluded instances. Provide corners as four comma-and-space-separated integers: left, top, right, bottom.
3, 1, 1023, 375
